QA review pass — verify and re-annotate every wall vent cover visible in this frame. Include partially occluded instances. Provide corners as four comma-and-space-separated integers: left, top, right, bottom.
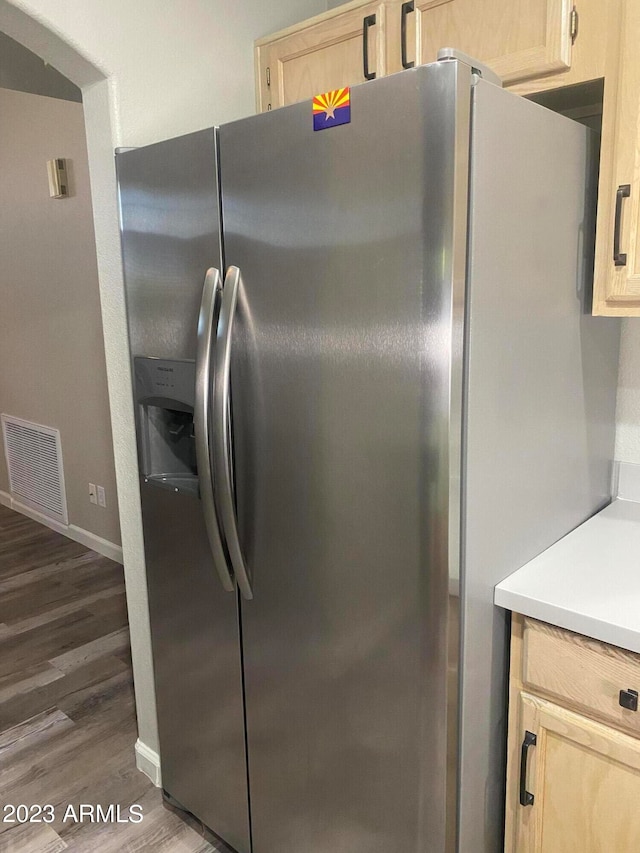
1, 415, 68, 524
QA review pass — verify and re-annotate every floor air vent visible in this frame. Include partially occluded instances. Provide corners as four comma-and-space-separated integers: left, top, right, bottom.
1, 415, 68, 524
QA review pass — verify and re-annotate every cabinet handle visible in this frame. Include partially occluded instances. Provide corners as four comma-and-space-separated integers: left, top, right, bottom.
363, 14, 377, 80
519, 730, 536, 807
401, 2, 415, 69
620, 688, 639, 711
613, 184, 631, 267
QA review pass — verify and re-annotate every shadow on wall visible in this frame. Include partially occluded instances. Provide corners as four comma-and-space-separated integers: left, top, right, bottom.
0, 31, 81, 101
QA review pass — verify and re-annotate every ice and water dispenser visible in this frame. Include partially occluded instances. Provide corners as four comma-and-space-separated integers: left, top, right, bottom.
134, 357, 199, 496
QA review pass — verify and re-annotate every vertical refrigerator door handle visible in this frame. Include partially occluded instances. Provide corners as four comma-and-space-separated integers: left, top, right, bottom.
194, 267, 234, 593
213, 266, 254, 601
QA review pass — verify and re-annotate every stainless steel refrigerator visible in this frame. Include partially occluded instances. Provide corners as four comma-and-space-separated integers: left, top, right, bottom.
117, 57, 619, 853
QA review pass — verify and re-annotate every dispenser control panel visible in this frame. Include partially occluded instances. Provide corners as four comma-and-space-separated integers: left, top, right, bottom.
134, 356, 195, 409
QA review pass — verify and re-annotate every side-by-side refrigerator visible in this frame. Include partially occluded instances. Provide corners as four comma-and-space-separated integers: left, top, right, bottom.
117, 58, 620, 853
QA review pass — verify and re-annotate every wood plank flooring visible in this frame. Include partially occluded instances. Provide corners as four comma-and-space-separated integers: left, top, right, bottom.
0, 503, 226, 852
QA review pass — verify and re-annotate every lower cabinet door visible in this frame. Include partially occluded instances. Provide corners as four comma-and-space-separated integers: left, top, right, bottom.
510, 692, 640, 852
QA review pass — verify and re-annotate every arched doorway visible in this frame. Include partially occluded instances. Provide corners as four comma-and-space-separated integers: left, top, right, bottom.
0, 0, 158, 778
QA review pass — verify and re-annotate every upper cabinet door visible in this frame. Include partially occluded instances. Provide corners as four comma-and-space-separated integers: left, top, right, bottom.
255, 2, 386, 112
411, 0, 573, 85
593, 0, 640, 315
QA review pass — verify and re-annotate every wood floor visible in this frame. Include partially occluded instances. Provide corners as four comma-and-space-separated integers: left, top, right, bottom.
0, 503, 225, 852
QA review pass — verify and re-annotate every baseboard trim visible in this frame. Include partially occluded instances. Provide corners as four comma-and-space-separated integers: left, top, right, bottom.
67, 524, 122, 563
0, 490, 122, 562
135, 739, 162, 787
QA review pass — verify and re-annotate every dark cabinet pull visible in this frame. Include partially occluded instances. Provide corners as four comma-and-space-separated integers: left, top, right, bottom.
401, 2, 415, 69
620, 688, 639, 711
363, 14, 376, 80
519, 730, 536, 807
614, 183, 631, 266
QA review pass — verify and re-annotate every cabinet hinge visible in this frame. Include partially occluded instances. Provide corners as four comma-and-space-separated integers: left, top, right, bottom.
570, 6, 579, 44
266, 67, 271, 87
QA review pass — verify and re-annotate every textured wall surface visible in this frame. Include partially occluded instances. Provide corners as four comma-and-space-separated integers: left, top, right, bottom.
0, 0, 328, 759
0, 87, 120, 545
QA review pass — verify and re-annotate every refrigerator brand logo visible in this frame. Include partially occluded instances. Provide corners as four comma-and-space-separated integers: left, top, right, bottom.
157, 367, 174, 373
313, 88, 351, 131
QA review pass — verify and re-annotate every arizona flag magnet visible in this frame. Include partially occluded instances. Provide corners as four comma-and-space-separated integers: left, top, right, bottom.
313, 88, 351, 131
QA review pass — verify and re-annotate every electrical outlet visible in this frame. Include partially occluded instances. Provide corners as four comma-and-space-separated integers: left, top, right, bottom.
89, 483, 97, 505
97, 485, 106, 508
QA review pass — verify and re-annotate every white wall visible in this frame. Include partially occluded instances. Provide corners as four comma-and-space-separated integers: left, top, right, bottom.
3, 1, 330, 146
0, 0, 328, 767
615, 322, 640, 462
0, 87, 120, 547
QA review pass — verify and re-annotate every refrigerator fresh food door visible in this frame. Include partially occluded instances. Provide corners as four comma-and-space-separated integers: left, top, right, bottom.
117, 129, 251, 853
219, 61, 470, 853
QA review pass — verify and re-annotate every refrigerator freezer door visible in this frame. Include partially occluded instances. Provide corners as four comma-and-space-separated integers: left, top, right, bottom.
118, 128, 224, 361
140, 486, 250, 852
117, 131, 251, 852
219, 61, 470, 853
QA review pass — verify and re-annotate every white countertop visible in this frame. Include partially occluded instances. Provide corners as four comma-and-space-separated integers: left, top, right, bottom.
494, 498, 640, 654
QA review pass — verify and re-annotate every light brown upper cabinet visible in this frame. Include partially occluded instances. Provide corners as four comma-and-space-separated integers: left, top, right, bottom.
406, 0, 573, 85
593, 0, 640, 314
255, 0, 576, 112
255, 1, 387, 112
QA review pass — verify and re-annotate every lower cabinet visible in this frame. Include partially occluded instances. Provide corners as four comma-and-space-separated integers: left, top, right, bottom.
505, 616, 640, 851
512, 693, 640, 850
